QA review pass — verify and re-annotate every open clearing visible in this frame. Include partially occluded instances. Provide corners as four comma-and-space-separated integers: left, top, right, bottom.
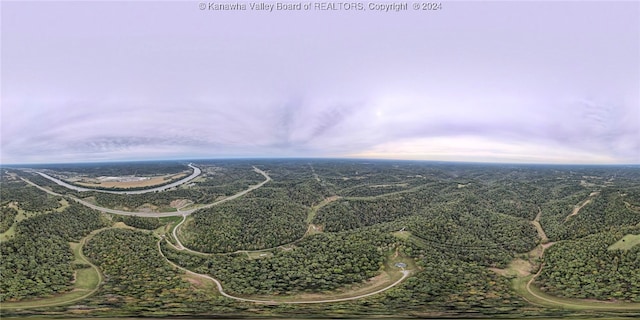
33, 163, 202, 195
72, 172, 188, 189
531, 207, 549, 243
0, 206, 28, 242
608, 234, 640, 251
489, 258, 533, 277
306, 195, 341, 224
565, 191, 599, 221
1, 198, 68, 242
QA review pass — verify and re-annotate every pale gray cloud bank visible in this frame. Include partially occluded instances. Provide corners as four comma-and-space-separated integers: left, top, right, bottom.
2, 1, 638, 164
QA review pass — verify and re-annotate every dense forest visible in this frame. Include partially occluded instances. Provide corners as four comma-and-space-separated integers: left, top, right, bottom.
0, 174, 62, 212
536, 227, 640, 302
1, 160, 639, 318
165, 229, 393, 295
0, 207, 18, 233
0, 203, 107, 301
83, 228, 226, 313
181, 197, 308, 252
369, 239, 530, 314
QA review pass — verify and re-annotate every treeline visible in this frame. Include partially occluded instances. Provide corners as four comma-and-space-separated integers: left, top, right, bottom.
19, 172, 77, 196
623, 187, 640, 206
113, 215, 163, 230
181, 197, 307, 253
164, 230, 394, 295
92, 189, 204, 210
478, 186, 539, 220
315, 184, 538, 265
536, 228, 640, 302
0, 204, 106, 301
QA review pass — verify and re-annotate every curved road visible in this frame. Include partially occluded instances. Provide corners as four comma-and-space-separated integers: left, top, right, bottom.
23, 166, 271, 218
24, 166, 412, 304
172, 215, 186, 250
34, 163, 202, 195
521, 210, 640, 310
158, 238, 410, 304
2, 229, 104, 309
524, 243, 640, 310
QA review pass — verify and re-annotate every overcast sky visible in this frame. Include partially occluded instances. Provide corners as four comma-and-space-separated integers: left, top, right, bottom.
2, 1, 639, 164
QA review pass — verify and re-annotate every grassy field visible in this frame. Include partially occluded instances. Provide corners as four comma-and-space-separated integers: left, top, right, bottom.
608, 234, 640, 251
159, 216, 183, 224
0, 207, 27, 242
392, 230, 411, 240
392, 230, 431, 249
158, 215, 183, 240
305, 224, 323, 236
53, 198, 70, 212
1, 199, 70, 242
246, 250, 274, 259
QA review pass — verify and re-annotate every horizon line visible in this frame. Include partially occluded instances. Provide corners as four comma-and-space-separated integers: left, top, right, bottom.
2, 156, 639, 167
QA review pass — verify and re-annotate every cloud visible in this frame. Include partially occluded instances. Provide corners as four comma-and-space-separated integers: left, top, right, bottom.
1, 1, 638, 164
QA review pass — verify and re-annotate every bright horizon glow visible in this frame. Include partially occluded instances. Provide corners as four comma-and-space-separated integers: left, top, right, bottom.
2, 1, 639, 165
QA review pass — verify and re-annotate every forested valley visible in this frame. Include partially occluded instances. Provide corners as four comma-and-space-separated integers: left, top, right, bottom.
1, 160, 638, 318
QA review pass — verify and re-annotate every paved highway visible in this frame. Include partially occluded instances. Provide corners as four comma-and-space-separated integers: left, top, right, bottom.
34, 163, 202, 195
22, 166, 271, 218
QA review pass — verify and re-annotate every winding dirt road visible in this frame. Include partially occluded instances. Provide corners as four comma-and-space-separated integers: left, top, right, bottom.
531, 207, 549, 243
2, 229, 104, 309
23, 166, 412, 304
524, 242, 640, 310
520, 206, 640, 310
565, 191, 599, 222
158, 238, 410, 304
